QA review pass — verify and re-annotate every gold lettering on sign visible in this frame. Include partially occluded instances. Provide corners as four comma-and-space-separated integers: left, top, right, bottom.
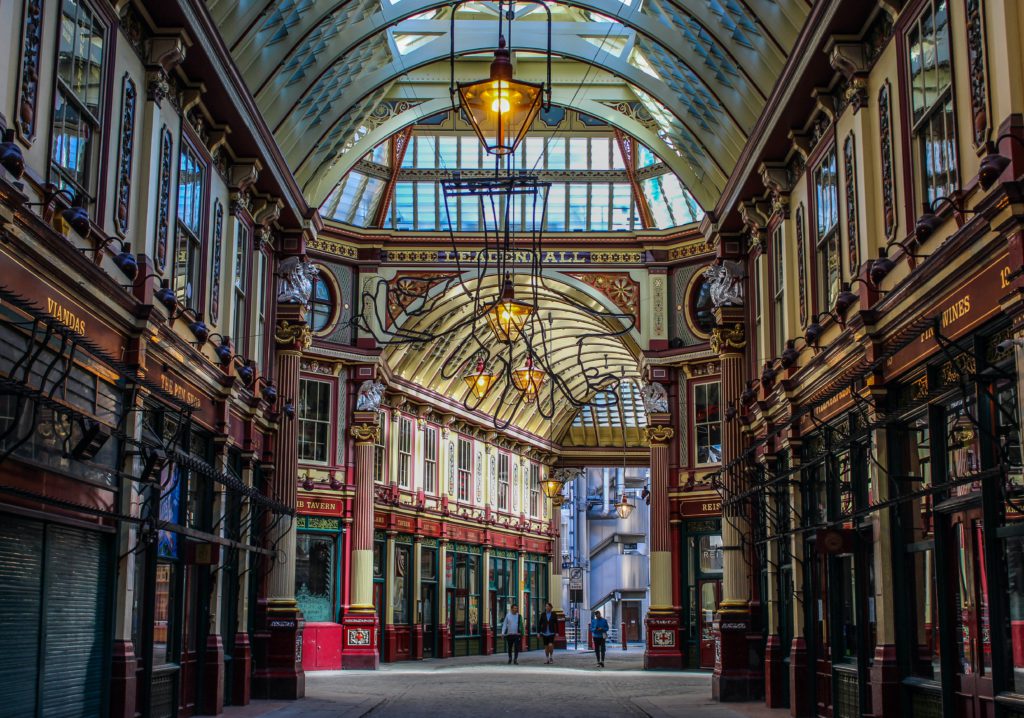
1002, 265, 1014, 289
701, 501, 722, 513
920, 293, 972, 343
46, 297, 86, 335
160, 375, 201, 409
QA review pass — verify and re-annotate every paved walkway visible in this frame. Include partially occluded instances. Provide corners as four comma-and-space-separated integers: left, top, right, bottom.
224, 647, 790, 718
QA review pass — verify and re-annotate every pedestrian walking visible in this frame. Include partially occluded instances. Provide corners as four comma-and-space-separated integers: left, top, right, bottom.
590, 610, 609, 667
501, 603, 525, 664
538, 602, 559, 664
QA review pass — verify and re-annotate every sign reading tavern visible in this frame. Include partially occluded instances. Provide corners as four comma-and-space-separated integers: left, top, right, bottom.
296, 495, 344, 517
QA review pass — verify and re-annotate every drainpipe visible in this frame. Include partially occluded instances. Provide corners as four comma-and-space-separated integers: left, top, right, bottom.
602, 467, 611, 515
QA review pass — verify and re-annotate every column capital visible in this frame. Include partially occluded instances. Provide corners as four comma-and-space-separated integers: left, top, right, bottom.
710, 323, 747, 356
645, 425, 675, 446
351, 423, 380, 445
274, 317, 311, 351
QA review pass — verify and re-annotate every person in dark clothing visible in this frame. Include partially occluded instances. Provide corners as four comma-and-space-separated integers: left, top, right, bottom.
501, 603, 525, 664
538, 602, 559, 664
590, 610, 610, 667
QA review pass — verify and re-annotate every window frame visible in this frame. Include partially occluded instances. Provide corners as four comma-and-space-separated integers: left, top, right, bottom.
812, 143, 841, 312
308, 266, 336, 335
48, 0, 110, 202
771, 224, 786, 355
397, 415, 413, 489
297, 377, 333, 465
693, 380, 722, 467
497, 453, 510, 512
529, 463, 540, 517
373, 411, 387, 483
903, 0, 959, 208
457, 436, 472, 503
423, 425, 438, 495
232, 218, 252, 354
173, 136, 209, 306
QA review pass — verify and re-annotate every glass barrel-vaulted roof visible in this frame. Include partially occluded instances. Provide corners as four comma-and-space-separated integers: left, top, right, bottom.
211, 0, 810, 212
320, 109, 704, 231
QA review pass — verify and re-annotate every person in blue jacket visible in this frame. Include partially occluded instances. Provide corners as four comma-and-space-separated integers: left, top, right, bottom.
590, 610, 610, 667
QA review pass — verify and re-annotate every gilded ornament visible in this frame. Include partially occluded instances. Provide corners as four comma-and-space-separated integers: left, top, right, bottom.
709, 323, 746, 354
645, 425, 675, 445
275, 319, 312, 349
350, 423, 380, 444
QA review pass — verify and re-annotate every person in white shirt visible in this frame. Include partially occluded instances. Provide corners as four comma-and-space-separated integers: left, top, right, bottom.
501, 603, 525, 664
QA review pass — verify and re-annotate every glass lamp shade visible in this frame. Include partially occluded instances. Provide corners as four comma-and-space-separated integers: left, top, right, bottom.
457, 46, 543, 156
614, 493, 635, 520
540, 474, 565, 499
511, 357, 545, 403
463, 357, 498, 399
484, 278, 533, 343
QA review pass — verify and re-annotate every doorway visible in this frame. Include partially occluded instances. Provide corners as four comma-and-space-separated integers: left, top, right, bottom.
623, 603, 642, 642
698, 580, 721, 668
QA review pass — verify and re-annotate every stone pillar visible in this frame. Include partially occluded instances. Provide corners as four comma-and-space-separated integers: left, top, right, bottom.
438, 539, 452, 658
381, 530, 397, 662
341, 414, 381, 669
412, 536, 424, 659
644, 412, 683, 669
550, 517, 567, 649
784, 438, 811, 718
233, 451, 257, 707
253, 304, 307, 700
482, 545, 494, 654
711, 311, 755, 701
761, 449, 785, 709
867, 382, 899, 717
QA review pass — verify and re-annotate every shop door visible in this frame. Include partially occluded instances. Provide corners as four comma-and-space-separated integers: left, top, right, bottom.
698, 580, 721, 668
446, 588, 456, 656
951, 513, 995, 718
623, 604, 641, 642
422, 583, 437, 658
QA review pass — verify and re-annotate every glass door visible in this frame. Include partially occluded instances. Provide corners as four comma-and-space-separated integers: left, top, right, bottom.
952, 512, 995, 718
698, 580, 721, 667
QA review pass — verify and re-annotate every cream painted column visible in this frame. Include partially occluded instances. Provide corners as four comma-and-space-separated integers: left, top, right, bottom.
482, 545, 493, 652
412, 536, 423, 658
384, 531, 397, 626
647, 421, 675, 610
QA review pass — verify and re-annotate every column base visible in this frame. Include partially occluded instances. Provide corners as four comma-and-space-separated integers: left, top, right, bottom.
201, 634, 225, 715
381, 623, 397, 663
340, 610, 379, 670
231, 633, 252, 707
764, 634, 786, 709
644, 609, 684, 670
789, 637, 813, 718
252, 599, 306, 700
109, 639, 137, 718
869, 644, 899, 718
712, 603, 756, 701
438, 624, 453, 658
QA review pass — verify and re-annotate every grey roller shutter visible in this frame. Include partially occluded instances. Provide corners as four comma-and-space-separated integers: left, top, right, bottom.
0, 517, 44, 718
40, 524, 111, 718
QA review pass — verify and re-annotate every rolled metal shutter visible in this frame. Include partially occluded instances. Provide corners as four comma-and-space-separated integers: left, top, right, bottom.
40, 524, 111, 718
0, 517, 44, 718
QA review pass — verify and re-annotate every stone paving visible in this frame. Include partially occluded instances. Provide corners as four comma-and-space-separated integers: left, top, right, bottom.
224, 646, 791, 718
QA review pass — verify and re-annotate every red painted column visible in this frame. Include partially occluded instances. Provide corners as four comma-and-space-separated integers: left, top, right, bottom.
644, 410, 683, 669
340, 411, 381, 669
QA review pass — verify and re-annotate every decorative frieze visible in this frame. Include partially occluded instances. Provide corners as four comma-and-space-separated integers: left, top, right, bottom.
796, 204, 807, 327
879, 80, 896, 239
566, 272, 641, 329
155, 126, 174, 273
210, 200, 224, 324
16, 0, 44, 143
843, 132, 859, 275
114, 74, 138, 237
965, 0, 991, 149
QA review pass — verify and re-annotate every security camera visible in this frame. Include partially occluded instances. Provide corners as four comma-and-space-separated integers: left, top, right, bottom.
997, 338, 1024, 353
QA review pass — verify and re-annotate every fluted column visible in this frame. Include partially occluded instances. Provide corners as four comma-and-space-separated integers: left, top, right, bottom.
644, 410, 682, 669
253, 303, 308, 700
710, 309, 754, 701
341, 412, 381, 669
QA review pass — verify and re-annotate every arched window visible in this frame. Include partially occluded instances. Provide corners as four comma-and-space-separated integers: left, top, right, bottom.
309, 269, 334, 332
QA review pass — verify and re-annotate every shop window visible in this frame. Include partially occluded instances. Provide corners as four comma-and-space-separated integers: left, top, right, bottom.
814, 146, 841, 310
452, 552, 481, 637
457, 436, 472, 502
296, 533, 335, 622
525, 560, 547, 635
1005, 535, 1024, 690
152, 562, 176, 665
397, 416, 413, 488
373, 538, 386, 626
373, 412, 386, 482
698, 534, 724, 573
174, 143, 205, 303
772, 227, 785, 354
423, 425, 438, 494
694, 381, 722, 465
907, 0, 958, 206
309, 268, 334, 332
232, 222, 249, 353
490, 556, 517, 629
50, 0, 106, 199
529, 464, 540, 517
393, 543, 412, 624
498, 453, 510, 511
298, 379, 331, 464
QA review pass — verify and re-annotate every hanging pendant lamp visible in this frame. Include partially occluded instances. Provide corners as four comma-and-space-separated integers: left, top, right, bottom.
511, 356, 545, 403
463, 355, 499, 399
484, 275, 533, 343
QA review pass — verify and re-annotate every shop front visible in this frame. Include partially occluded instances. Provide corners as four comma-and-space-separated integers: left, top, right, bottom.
294, 492, 345, 671
679, 497, 724, 669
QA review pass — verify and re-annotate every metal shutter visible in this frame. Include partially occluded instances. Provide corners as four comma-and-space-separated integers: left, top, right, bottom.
0, 517, 44, 718
40, 524, 110, 718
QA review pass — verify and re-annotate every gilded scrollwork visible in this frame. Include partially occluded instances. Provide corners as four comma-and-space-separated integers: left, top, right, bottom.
350, 423, 380, 444
645, 426, 675, 445
709, 323, 746, 355
275, 319, 312, 349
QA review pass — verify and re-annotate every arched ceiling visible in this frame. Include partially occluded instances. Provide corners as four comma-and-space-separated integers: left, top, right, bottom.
378, 271, 643, 439
210, 0, 811, 209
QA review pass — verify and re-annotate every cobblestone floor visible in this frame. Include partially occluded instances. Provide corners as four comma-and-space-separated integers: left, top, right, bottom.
224, 646, 791, 718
